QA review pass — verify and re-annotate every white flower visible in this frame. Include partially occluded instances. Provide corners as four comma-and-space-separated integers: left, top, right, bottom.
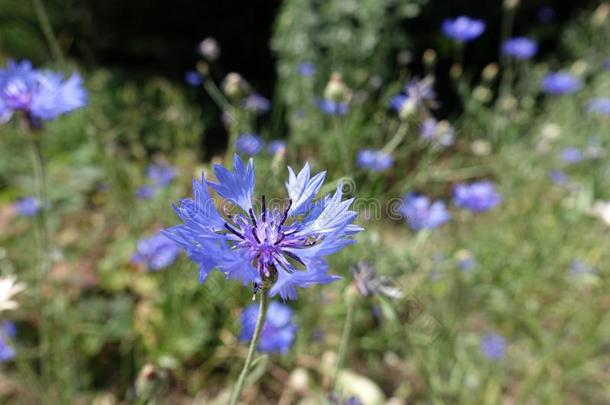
591, 200, 610, 227
0, 276, 26, 312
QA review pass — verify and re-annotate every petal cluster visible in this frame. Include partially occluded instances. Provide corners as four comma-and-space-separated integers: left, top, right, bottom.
400, 194, 451, 231
541, 72, 581, 95
442, 16, 485, 42
453, 181, 502, 213
164, 155, 361, 299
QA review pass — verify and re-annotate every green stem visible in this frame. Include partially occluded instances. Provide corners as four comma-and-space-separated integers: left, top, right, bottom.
31, 0, 65, 67
381, 121, 409, 155
229, 285, 270, 405
333, 294, 355, 389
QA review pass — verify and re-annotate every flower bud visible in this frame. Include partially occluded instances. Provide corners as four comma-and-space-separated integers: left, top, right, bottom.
482, 63, 499, 82
423, 49, 437, 69
324, 72, 350, 102
198, 37, 220, 61
222, 72, 250, 101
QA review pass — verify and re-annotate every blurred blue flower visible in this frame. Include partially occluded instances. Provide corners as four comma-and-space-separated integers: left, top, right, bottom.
541, 72, 581, 95
441, 16, 485, 42
135, 185, 157, 200
132, 231, 181, 271
453, 181, 501, 212
147, 164, 176, 186
240, 301, 297, 353
586, 97, 610, 116
390, 77, 436, 114
548, 169, 570, 186
420, 118, 454, 147
400, 194, 451, 231
184, 70, 203, 87
481, 333, 506, 360
561, 147, 582, 164
0, 60, 86, 123
267, 140, 286, 155
297, 62, 316, 77
242, 93, 271, 115
456, 250, 476, 271
236, 133, 264, 156
14, 196, 41, 217
538, 6, 556, 23
317, 98, 349, 116
569, 260, 595, 277
163, 156, 361, 299
502, 37, 538, 60
604, 58, 610, 71
0, 322, 16, 364
356, 149, 394, 172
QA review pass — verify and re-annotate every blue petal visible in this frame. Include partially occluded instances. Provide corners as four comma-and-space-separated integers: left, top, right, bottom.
285, 163, 326, 215
270, 259, 340, 300
297, 182, 359, 236
208, 155, 255, 211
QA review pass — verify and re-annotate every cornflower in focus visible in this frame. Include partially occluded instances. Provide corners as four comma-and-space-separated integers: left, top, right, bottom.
453, 181, 502, 213
0, 60, 86, 124
164, 156, 361, 299
240, 301, 297, 353
400, 194, 451, 231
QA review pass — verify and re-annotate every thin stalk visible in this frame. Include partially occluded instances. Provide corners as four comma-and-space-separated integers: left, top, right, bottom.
381, 121, 409, 155
332, 116, 349, 173
333, 294, 355, 390
31, 0, 66, 67
229, 284, 270, 405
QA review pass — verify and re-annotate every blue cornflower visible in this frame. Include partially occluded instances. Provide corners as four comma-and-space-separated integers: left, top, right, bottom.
240, 301, 297, 353
441, 16, 485, 42
14, 196, 41, 217
549, 169, 570, 186
481, 333, 506, 360
400, 194, 451, 231
356, 149, 394, 172
0, 322, 16, 364
317, 98, 349, 116
0, 60, 86, 123
184, 70, 203, 87
242, 93, 271, 115
502, 37, 538, 60
236, 133, 264, 156
453, 181, 501, 213
132, 231, 181, 271
561, 147, 582, 164
147, 164, 176, 187
586, 97, 610, 116
163, 156, 361, 299
541, 72, 581, 95
297, 62, 316, 77
390, 77, 436, 115
420, 118, 454, 147
135, 185, 157, 200
267, 140, 286, 155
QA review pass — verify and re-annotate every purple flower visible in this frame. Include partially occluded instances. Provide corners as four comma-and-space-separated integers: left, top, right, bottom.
240, 301, 297, 353
147, 164, 176, 186
453, 181, 501, 213
132, 231, 181, 271
390, 77, 436, 114
163, 156, 361, 300
481, 333, 506, 360
420, 118, 454, 147
541, 72, 582, 95
14, 196, 41, 217
0, 60, 86, 123
549, 169, 570, 186
317, 99, 349, 116
297, 62, 316, 77
135, 185, 157, 200
242, 93, 271, 115
441, 16, 486, 42
502, 37, 538, 60
236, 133, 264, 156
267, 140, 286, 155
561, 147, 582, 164
356, 149, 394, 172
586, 97, 610, 116
0, 322, 16, 364
569, 260, 595, 277
400, 194, 451, 231
184, 70, 203, 87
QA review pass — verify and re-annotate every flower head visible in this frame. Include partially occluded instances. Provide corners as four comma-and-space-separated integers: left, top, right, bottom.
267, 140, 286, 155
356, 149, 394, 172
0, 60, 86, 123
135, 185, 157, 200
198, 37, 220, 61
502, 37, 538, 60
561, 147, 582, 164
14, 196, 42, 217
390, 77, 436, 116
163, 156, 361, 299
297, 62, 316, 77
586, 97, 610, 116
442, 16, 486, 42
0, 276, 25, 312
236, 133, 264, 156
400, 194, 451, 231
242, 93, 271, 115
481, 333, 506, 360
317, 98, 349, 116
420, 118, 454, 147
184, 70, 203, 87
541, 72, 581, 95
453, 181, 501, 213
0, 322, 16, 364
240, 301, 297, 353
147, 164, 176, 186
132, 231, 181, 271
